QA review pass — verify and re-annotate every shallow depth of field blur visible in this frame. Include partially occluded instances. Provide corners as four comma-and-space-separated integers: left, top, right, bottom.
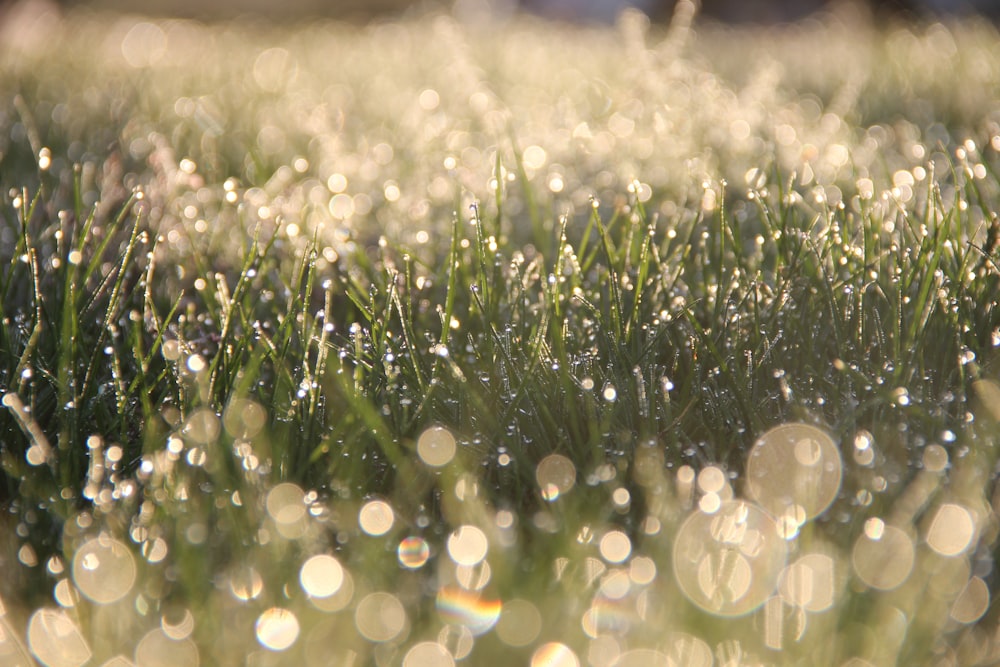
2, 0, 1000, 665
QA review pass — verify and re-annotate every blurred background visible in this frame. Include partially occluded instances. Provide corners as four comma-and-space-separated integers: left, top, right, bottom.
2, 0, 998, 22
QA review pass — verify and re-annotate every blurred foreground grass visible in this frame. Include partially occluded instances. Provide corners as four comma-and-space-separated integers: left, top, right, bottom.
1, 3, 1000, 665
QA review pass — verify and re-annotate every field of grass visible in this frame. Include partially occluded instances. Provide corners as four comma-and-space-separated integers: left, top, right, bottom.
2, 2, 1000, 665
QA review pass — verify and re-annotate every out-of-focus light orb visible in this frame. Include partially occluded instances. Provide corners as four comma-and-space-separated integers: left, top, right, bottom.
354, 592, 406, 642
255, 608, 300, 651
922, 444, 949, 472
852, 523, 915, 590
536, 454, 577, 501
629, 556, 657, 585
746, 423, 842, 520
134, 628, 199, 666
359, 499, 395, 536
531, 642, 580, 667
495, 599, 541, 647
27, 609, 91, 667
71, 534, 136, 605
778, 553, 836, 612
398, 536, 431, 569
447, 525, 488, 566
599, 530, 632, 564
161, 608, 195, 641
418, 426, 457, 467
299, 554, 344, 598
435, 587, 501, 635
950, 576, 990, 624
697, 465, 727, 494
403, 642, 454, 667
455, 561, 491, 590
925, 503, 975, 557
229, 567, 263, 601
663, 633, 713, 667
614, 649, 672, 666
673, 501, 788, 616
308, 568, 355, 613
266, 483, 307, 526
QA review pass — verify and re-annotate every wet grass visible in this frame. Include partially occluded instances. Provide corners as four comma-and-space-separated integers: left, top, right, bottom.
1, 3, 1000, 665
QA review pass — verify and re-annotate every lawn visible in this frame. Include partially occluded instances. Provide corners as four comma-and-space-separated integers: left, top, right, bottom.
1, 2, 1000, 665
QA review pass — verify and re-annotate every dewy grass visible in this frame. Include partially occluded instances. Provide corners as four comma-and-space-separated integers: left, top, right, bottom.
1, 3, 1000, 665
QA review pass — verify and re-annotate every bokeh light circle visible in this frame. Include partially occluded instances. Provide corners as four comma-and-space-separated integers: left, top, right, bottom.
359, 499, 395, 536
673, 500, 788, 616
495, 599, 541, 647
71, 534, 136, 605
536, 454, 577, 501
951, 576, 990, 624
255, 608, 300, 651
134, 628, 200, 666
746, 423, 842, 520
925, 503, 975, 557
778, 553, 836, 612
418, 426, 457, 467
447, 525, 488, 566
27, 609, 91, 667
398, 536, 431, 569
599, 531, 632, 564
531, 642, 580, 667
299, 554, 344, 598
355, 592, 407, 642
403, 642, 455, 667
852, 523, 915, 590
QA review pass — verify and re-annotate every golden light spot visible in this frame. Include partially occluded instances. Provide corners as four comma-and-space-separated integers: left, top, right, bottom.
447, 526, 488, 566
228, 567, 263, 602
747, 423, 842, 520
673, 501, 788, 616
299, 554, 344, 598
852, 523, 914, 590
223, 398, 267, 439
398, 536, 431, 569
27, 609, 90, 667
71, 535, 136, 605
359, 499, 395, 536
926, 503, 975, 557
53, 580, 78, 608
455, 561, 491, 590
134, 629, 199, 666
536, 454, 577, 501
663, 632, 713, 667
779, 553, 836, 612
355, 592, 406, 642
309, 568, 354, 613
266, 483, 307, 526
598, 530, 632, 564
255, 608, 300, 652
531, 642, 580, 667
523, 145, 548, 170
417, 426, 457, 467
403, 642, 454, 667
495, 599, 541, 647
697, 466, 726, 494
615, 649, 673, 666
629, 556, 656, 585
950, 576, 990, 624
698, 492, 721, 514
161, 609, 195, 641
922, 444, 949, 472
864, 517, 885, 540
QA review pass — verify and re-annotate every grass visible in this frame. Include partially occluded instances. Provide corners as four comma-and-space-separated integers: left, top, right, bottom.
1, 2, 1000, 665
